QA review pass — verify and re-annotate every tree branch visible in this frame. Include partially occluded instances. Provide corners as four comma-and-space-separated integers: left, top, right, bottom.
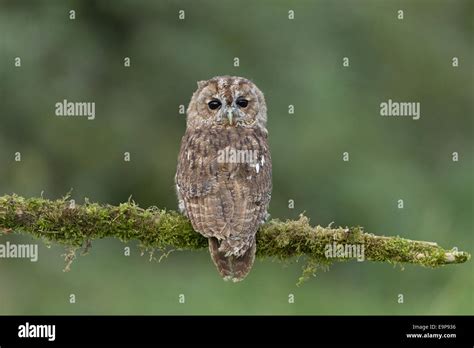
0, 194, 470, 277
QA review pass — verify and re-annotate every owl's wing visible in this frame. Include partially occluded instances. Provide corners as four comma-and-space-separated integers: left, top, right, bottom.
176, 128, 272, 246
175, 130, 221, 236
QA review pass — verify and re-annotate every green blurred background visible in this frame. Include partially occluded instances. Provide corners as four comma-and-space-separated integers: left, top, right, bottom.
0, 0, 472, 314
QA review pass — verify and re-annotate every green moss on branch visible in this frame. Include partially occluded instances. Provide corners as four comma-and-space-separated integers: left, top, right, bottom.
0, 194, 470, 273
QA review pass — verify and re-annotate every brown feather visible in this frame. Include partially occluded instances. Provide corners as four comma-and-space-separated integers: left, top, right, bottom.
176, 76, 271, 281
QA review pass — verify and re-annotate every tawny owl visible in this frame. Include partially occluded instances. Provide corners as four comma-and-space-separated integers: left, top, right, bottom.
175, 76, 272, 282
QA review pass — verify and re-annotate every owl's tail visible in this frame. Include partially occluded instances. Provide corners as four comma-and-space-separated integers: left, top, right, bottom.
208, 237, 256, 282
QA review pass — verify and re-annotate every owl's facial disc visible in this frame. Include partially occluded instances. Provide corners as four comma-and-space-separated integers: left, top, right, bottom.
192, 77, 264, 129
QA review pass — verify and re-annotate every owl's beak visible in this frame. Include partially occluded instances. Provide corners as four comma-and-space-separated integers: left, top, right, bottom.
226, 108, 234, 125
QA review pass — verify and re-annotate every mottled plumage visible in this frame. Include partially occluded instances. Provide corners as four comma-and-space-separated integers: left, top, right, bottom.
175, 76, 272, 281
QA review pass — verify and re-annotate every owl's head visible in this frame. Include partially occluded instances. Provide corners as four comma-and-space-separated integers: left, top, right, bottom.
186, 76, 267, 132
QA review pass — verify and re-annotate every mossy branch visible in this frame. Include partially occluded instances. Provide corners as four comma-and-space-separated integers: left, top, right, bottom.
0, 194, 470, 275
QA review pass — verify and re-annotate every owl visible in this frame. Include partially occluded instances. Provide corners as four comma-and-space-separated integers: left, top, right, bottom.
175, 76, 272, 282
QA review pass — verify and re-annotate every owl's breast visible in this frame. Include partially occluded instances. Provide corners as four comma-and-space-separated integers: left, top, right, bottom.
200, 126, 268, 172
176, 125, 272, 241
177, 126, 271, 188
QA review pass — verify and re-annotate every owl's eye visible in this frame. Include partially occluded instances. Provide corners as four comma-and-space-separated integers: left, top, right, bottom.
236, 98, 249, 108
208, 99, 221, 110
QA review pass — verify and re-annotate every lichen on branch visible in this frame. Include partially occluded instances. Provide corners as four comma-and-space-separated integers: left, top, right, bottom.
0, 194, 470, 279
